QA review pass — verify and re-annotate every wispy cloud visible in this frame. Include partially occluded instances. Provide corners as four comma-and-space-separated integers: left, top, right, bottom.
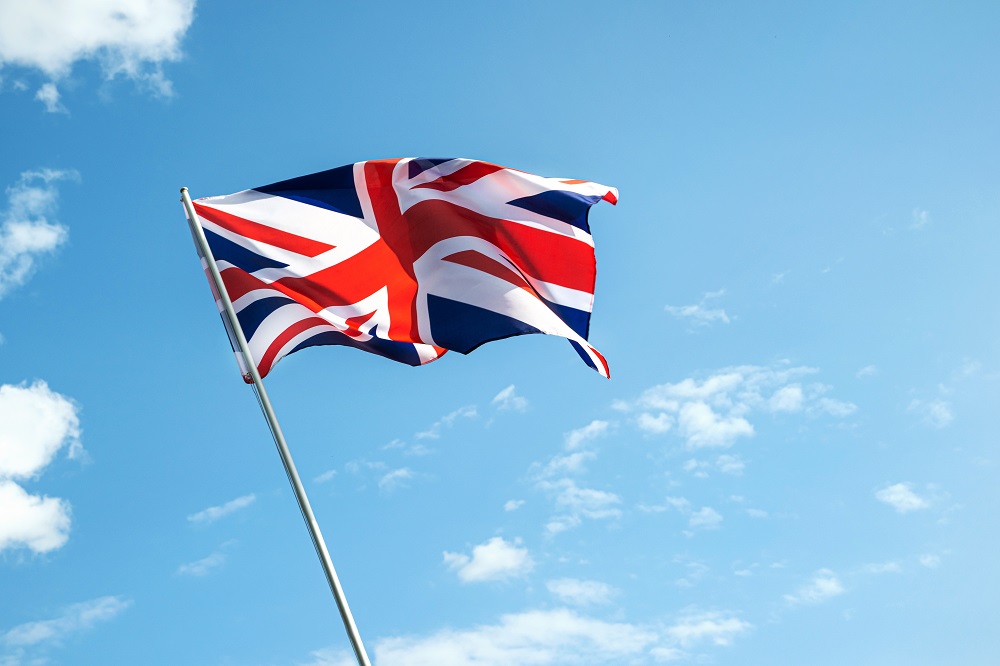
784, 569, 845, 605
1, 169, 76, 298
0, 0, 196, 108
375, 608, 658, 665
539, 479, 622, 535
503, 500, 524, 512
715, 454, 745, 476
645, 496, 722, 532
855, 365, 878, 379
862, 561, 902, 575
616, 364, 855, 449
443, 536, 534, 583
306, 606, 750, 665
1, 596, 130, 647
381, 438, 432, 457
665, 289, 731, 328
314, 469, 337, 484
416, 405, 477, 440
918, 554, 941, 569
378, 467, 413, 492
910, 207, 930, 230
187, 494, 256, 524
688, 507, 723, 530
492, 385, 528, 412
564, 420, 611, 450
908, 399, 953, 429
34, 81, 64, 113
177, 551, 226, 577
546, 578, 618, 606
664, 611, 751, 648
875, 483, 929, 513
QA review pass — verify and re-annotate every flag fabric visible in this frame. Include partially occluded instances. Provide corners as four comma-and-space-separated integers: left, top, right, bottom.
188, 157, 617, 381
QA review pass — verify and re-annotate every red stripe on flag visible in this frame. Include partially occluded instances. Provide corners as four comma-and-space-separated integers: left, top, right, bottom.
195, 202, 335, 258
401, 199, 597, 294
441, 250, 533, 293
258, 316, 333, 377
411, 161, 505, 192
219, 266, 273, 303
592, 346, 610, 378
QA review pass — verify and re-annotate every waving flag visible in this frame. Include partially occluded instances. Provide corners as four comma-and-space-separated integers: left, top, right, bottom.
189, 158, 617, 380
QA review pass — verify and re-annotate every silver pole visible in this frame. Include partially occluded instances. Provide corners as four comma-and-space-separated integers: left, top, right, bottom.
180, 188, 373, 666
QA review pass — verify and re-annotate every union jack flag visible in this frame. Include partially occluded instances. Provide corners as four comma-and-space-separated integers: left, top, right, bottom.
189, 158, 618, 380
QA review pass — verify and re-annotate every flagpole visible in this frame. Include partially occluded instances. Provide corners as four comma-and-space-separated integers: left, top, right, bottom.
180, 188, 373, 666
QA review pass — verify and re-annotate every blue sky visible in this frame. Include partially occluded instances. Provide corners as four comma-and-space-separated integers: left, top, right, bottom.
1, 2, 998, 664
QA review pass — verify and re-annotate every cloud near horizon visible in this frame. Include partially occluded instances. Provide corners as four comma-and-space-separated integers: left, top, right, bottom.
301, 607, 750, 666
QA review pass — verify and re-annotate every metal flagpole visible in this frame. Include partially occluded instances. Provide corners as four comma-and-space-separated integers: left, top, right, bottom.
180, 188, 373, 666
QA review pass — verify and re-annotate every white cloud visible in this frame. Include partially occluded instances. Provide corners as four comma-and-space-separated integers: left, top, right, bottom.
918, 554, 941, 569
908, 399, 953, 428
618, 364, 854, 449
656, 496, 722, 531
34, 82, 64, 113
374, 608, 658, 666
784, 569, 845, 605
298, 647, 358, 666
663, 496, 692, 512
688, 507, 723, 530
768, 385, 803, 412
910, 207, 930, 230
314, 469, 337, 484
0, 0, 195, 105
416, 405, 477, 440
0, 380, 81, 555
682, 458, 709, 478
382, 438, 432, 457
814, 397, 857, 417
636, 412, 673, 434
665, 289, 731, 328
546, 578, 617, 607
0, 380, 81, 479
504, 499, 524, 512
564, 420, 610, 450
715, 454, 744, 476
177, 551, 226, 577
378, 467, 413, 492
187, 494, 256, 524
664, 611, 751, 647
492, 385, 528, 412
875, 483, 929, 513
540, 479, 622, 534
862, 561, 902, 574
307, 605, 752, 666
673, 560, 710, 588
678, 402, 753, 448
0, 480, 71, 553
443, 537, 534, 583
1, 170, 75, 299
856, 365, 878, 378
1, 596, 130, 647
745, 508, 768, 519
540, 451, 596, 477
